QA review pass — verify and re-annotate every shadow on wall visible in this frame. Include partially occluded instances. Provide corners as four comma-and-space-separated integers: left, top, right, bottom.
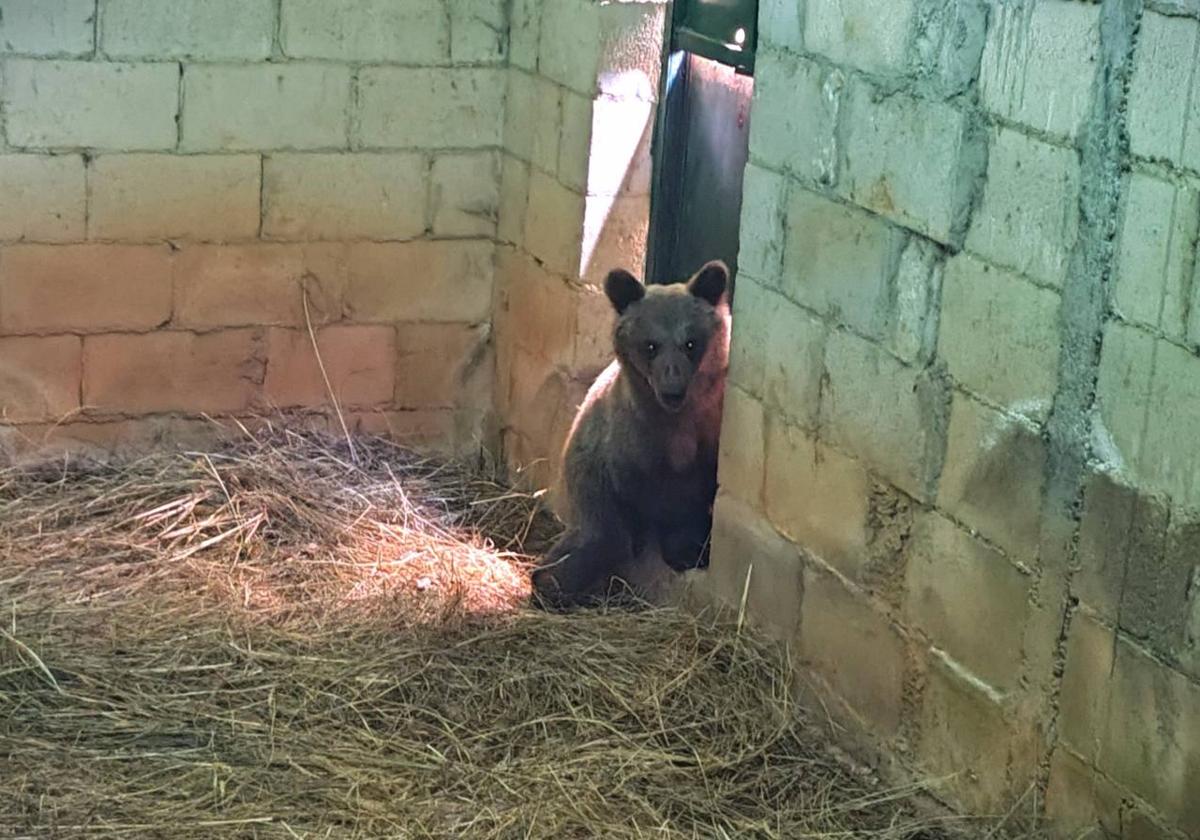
500, 79, 659, 495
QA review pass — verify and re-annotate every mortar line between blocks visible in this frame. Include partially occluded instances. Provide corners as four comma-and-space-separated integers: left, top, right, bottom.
92, 0, 100, 59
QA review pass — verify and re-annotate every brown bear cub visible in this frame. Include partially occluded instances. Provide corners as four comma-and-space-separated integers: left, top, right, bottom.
531, 260, 731, 608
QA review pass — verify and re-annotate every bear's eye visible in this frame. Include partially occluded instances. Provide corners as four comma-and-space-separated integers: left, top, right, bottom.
646, 341, 658, 357
685, 340, 696, 352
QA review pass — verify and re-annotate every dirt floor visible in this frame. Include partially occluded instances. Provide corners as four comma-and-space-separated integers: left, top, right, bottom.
1, 427, 1028, 838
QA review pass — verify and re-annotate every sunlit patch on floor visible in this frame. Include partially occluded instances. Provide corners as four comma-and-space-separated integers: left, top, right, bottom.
0, 429, 1030, 838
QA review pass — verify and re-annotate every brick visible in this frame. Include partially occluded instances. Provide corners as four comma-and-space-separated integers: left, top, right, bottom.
3, 59, 177, 150
497, 154, 529, 246
181, 64, 351, 151
1097, 323, 1200, 511
580, 192, 648, 286
821, 330, 933, 499
538, 0, 664, 98
509, 0, 540, 71
1153, 0, 1200, 15
979, 1, 1100, 140
762, 293, 826, 430
888, 236, 943, 365
343, 240, 494, 324
395, 323, 489, 409
781, 188, 905, 339
524, 170, 585, 278
726, 274, 771, 396
917, 655, 1034, 814
100, 0, 275, 60
904, 512, 1030, 691
430, 151, 499, 237
1095, 321, 1156, 480
938, 394, 1046, 562
0, 154, 84, 241
4, 415, 235, 461
571, 281, 615, 373
82, 330, 264, 414
173, 243, 345, 329
804, 0, 915, 73
503, 71, 561, 173
758, 0, 803, 51
279, 0, 447, 63
1169, 524, 1200, 681
558, 89, 594, 194
491, 256, 523, 421
584, 95, 654, 198
0, 0, 93, 56
357, 68, 505, 149
938, 253, 1061, 419
0, 244, 171, 333
1044, 748, 1122, 839
909, 0, 988, 96
353, 409, 466, 454
1124, 516, 1200, 668
716, 385, 765, 508
494, 247, 577, 362
737, 164, 787, 283
1113, 172, 1200, 342
1121, 807, 1184, 840
0, 335, 81, 422
448, 0, 507, 64
263, 153, 425, 241
1127, 12, 1200, 169
764, 416, 870, 579
748, 51, 837, 183
798, 568, 906, 735
840, 80, 982, 246
1060, 612, 1200, 830
1190, 268, 1200, 349
264, 325, 394, 409
89, 154, 260, 242
965, 127, 1081, 290
501, 349, 578, 474
1076, 471, 1170, 624
708, 494, 804, 641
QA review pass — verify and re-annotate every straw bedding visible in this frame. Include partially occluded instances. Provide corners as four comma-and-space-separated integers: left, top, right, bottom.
1, 427, 1011, 838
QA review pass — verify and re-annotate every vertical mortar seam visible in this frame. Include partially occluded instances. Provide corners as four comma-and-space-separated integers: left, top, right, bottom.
1034, 0, 1145, 811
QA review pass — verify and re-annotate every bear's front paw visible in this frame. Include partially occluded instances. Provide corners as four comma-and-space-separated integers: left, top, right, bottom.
659, 533, 710, 572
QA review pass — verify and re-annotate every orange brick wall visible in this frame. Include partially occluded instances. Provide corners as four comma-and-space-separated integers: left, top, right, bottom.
0, 1, 503, 459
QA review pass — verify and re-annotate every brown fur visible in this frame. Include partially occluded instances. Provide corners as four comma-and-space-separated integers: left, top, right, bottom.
531, 261, 732, 609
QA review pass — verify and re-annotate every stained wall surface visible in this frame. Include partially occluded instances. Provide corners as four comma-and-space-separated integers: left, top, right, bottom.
0, 0, 501, 454
699, 1, 1200, 837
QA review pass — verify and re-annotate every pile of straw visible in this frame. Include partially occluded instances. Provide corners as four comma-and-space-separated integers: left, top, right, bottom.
1, 427, 994, 838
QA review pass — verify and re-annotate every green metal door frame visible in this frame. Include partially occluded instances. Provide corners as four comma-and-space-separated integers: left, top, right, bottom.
670, 0, 758, 75
645, 0, 758, 287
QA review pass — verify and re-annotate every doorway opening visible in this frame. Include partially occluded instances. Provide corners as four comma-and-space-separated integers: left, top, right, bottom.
646, 0, 758, 293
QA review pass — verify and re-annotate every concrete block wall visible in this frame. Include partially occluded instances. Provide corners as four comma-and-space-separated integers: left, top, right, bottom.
0, 0, 502, 455
702, 1, 1200, 837
3, 2, 1196, 834
492, 0, 667, 489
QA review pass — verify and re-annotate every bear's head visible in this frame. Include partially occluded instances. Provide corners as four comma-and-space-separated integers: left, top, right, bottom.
604, 260, 731, 414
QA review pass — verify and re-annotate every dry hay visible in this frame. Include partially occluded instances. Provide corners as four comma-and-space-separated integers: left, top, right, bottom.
1, 426, 1020, 839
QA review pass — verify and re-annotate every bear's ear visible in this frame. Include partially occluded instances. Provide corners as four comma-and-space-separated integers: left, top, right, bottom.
604, 268, 645, 314
687, 260, 729, 307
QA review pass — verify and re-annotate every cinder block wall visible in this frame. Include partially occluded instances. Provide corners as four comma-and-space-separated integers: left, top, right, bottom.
0, 0, 502, 454
701, 1, 1200, 837
492, 0, 666, 490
